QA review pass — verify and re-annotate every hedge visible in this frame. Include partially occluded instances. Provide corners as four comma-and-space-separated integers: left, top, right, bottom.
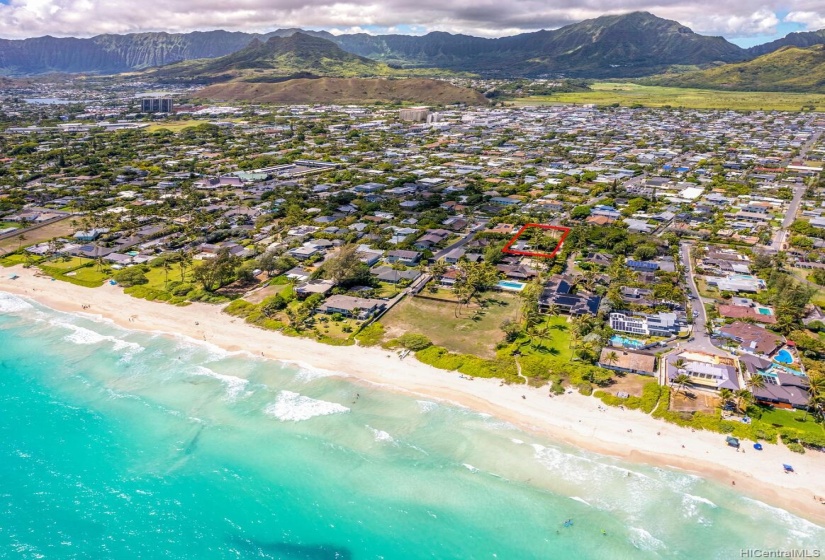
355, 323, 384, 346
415, 345, 521, 383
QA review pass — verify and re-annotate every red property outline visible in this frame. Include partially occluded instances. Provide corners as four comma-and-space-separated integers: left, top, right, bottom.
501, 223, 571, 259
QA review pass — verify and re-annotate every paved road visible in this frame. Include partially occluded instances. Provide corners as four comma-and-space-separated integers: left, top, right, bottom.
765, 126, 822, 252
432, 220, 488, 260
679, 241, 725, 356
768, 184, 807, 251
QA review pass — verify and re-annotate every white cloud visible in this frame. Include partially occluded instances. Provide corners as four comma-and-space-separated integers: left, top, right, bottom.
784, 11, 825, 32
0, 0, 793, 40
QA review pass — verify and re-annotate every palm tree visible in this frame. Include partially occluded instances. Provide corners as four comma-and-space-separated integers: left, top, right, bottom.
734, 389, 753, 414
16, 234, 26, 252
803, 370, 825, 420
162, 259, 172, 290
673, 358, 686, 370
178, 250, 192, 282
745, 374, 766, 393
528, 323, 551, 350
602, 351, 619, 368
672, 373, 691, 397
719, 388, 734, 407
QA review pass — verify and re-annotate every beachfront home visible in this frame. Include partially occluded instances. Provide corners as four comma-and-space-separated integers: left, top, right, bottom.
667, 351, 740, 391
317, 295, 385, 319
739, 354, 810, 410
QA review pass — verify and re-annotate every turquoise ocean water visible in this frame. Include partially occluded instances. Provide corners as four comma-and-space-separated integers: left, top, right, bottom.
1, 291, 823, 559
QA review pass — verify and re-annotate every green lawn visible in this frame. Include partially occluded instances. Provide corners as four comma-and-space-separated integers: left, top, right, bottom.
43, 256, 91, 271
755, 406, 825, 439
143, 265, 190, 291
0, 253, 29, 267
69, 265, 111, 286
145, 120, 205, 133
314, 316, 359, 340
515, 82, 825, 112
503, 315, 575, 363
380, 292, 520, 358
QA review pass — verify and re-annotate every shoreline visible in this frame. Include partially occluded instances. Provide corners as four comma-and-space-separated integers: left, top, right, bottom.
2, 266, 825, 527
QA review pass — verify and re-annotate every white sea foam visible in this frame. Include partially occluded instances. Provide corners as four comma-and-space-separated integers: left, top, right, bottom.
510, 438, 524, 445
741, 497, 823, 540
190, 366, 250, 400
0, 292, 34, 313
264, 391, 349, 422
56, 321, 144, 355
628, 527, 666, 551
462, 463, 479, 473
366, 425, 395, 444
284, 360, 341, 382
570, 496, 591, 506
683, 493, 717, 509
416, 400, 438, 413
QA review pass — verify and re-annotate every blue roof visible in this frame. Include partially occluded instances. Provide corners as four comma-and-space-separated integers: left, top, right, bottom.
627, 260, 659, 270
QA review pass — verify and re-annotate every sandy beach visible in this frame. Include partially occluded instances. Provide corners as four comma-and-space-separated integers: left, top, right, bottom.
2, 265, 825, 526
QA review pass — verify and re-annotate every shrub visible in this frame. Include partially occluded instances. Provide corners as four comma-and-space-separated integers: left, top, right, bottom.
225, 300, 255, 317
551, 380, 565, 395
396, 333, 433, 351
415, 346, 520, 382
114, 267, 149, 287
355, 323, 385, 346
786, 442, 806, 454
577, 383, 593, 396
640, 382, 662, 413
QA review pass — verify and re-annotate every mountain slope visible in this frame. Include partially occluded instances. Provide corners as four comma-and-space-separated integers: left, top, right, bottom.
332, 12, 747, 77
0, 12, 746, 78
648, 45, 825, 93
149, 33, 388, 82
747, 29, 825, 57
0, 29, 335, 76
198, 77, 489, 105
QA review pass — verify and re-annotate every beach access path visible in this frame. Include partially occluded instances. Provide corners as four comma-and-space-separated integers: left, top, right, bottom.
2, 265, 824, 527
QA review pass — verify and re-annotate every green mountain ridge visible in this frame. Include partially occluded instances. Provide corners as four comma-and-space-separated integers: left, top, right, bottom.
647, 45, 825, 93
148, 33, 391, 82
747, 29, 825, 57
0, 12, 750, 78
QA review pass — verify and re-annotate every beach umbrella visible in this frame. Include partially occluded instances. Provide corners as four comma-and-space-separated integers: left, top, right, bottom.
783, 464, 794, 473
753, 443, 763, 451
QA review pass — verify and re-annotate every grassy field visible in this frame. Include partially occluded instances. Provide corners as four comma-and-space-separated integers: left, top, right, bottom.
504, 315, 575, 363
380, 292, 520, 358
0, 218, 75, 255
755, 406, 825, 438
515, 82, 825, 112
145, 120, 206, 133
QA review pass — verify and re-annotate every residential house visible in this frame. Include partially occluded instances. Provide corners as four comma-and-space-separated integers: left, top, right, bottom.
295, 279, 335, 298
610, 311, 684, 337
539, 275, 601, 316
317, 295, 385, 319
386, 250, 421, 266
719, 321, 783, 357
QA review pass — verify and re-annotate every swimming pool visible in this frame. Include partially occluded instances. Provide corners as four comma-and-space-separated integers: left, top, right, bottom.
497, 280, 526, 291
757, 307, 773, 316
775, 349, 794, 364
611, 335, 645, 349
